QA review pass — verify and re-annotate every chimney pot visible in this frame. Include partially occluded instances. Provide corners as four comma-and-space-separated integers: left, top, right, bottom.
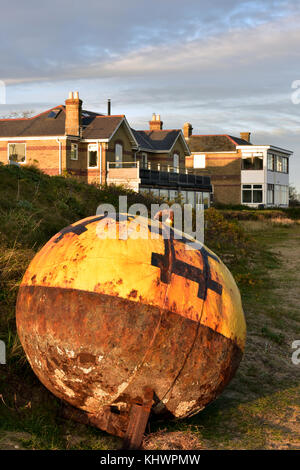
183, 122, 193, 138
240, 132, 251, 143
107, 99, 111, 116
65, 91, 82, 136
149, 113, 163, 131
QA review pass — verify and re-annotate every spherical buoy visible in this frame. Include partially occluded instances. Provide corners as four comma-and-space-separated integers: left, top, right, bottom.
16, 213, 246, 432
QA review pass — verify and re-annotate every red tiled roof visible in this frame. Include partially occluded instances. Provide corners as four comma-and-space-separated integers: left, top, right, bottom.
187, 134, 251, 152
0, 106, 125, 140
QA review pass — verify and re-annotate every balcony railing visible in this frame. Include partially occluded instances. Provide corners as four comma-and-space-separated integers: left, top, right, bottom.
107, 161, 212, 191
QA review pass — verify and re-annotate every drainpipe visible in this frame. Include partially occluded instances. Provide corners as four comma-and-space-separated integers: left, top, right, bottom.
56, 138, 62, 175
99, 142, 102, 185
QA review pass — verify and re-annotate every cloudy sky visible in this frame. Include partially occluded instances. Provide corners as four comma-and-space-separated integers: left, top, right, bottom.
1, 0, 299, 189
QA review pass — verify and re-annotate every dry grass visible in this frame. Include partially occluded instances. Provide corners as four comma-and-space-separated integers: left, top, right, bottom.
143, 430, 203, 450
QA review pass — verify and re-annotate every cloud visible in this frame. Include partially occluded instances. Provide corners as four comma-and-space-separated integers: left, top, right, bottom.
0, 0, 299, 188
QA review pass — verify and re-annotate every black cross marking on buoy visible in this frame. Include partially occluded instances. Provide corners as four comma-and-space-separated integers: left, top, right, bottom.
151, 236, 222, 300
53, 214, 135, 243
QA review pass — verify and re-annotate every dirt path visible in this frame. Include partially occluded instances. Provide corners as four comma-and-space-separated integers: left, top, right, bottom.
144, 223, 300, 450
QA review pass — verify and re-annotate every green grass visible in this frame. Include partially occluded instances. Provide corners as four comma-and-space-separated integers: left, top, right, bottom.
0, 163, 299, 450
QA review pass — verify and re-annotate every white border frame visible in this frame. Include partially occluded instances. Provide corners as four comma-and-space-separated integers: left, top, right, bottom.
87, 143, 98, 169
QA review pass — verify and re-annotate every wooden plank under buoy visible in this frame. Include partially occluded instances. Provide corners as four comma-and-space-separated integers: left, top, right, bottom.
122, 389, 154, 450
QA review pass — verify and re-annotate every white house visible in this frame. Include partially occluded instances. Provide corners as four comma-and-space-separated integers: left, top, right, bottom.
237, 144, 292, 207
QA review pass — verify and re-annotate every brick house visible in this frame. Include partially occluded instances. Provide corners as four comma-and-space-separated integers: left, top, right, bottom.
0, 93, 212, 207
131, 114, 211, 206
184, 124, 293, 207
0, 91, 138, 187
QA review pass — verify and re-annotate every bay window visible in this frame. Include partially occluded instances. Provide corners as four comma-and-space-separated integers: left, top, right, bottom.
242, 184, 263, 204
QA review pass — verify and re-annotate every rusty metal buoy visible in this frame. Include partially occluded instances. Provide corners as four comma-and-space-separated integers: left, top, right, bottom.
16, 213, 246, 445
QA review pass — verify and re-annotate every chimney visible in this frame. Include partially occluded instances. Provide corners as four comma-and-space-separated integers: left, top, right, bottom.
65, 91, 82, 136
240, 132, 251, 143
183, 122, 193, 138
107, 99, 111, 116
149, 113, 163, 131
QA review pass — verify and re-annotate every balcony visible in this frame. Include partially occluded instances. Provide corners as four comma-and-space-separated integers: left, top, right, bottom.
106, 161, 141, 192
107, 161, 212, 192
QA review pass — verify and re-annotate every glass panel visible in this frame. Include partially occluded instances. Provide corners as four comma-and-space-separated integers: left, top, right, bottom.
141, 153, 147, 169
253, 190, 263, 203
282, 158, 288, 173
169, 190, 178, 201
276, 156, 283, 172
242, 190, 252, 203
159, 189, 168, 200
173, 153, 179, 171
139, 187, 149, 194
88, 150, 97, 167
267, 154, 274, 171
203, 192, 210, 208
8, 143, 26, 163
70, 143, 78, 160
242, 157, 263, 170
187, 191, 195, 207
194, 154, 206, 169
150, 188, 159, 197
115, 143, 123, 168
180, 191, 187, 203
196, 192, 203, 205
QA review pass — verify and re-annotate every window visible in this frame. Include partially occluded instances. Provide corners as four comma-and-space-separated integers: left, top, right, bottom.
276, 156, 283, 172
275, 156, 288, 173
242, 184, 252, 203
194, 154, 206, 169
267, 184, 274, 204
275, 185, 289, 205
173, 153, 179, 172
242, 184, 263, 204
70, 143, 78, 160
88, 144, 98, 168
241, 157, 263, 170
180, 191, 187, 203
159, 189, 168, 200
8, 143, 26, 163
169, 190, 178, 201
267, 154, 274, 171
253, 184, 263, 203
141, 153, 147, 169
139, 187, 149, 194
203, 192, 210, 209
187, 191, 195, 207
47, 108, 61, 119
282, 157, 288, 173
150, 188, 159, 197
196, 192, 203, 205
115, 143, 123, 168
